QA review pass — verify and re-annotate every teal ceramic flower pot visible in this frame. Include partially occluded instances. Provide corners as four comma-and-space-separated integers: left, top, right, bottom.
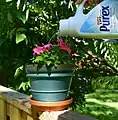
26, 64, 74, 102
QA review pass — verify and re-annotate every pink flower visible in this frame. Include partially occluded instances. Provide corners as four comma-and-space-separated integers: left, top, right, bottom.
33, 43, 53, 55
33, 46, 44, 55
43, 44, 53, 49
57, 38, 71, 54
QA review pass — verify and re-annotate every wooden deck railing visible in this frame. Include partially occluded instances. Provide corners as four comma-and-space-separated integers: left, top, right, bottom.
0, 85, 96, 120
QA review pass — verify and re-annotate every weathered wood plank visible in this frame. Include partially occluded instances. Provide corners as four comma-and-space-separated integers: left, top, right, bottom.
21, 111, 27, 120
7, 103, 10, 116
27, 115, 34, 120
10, 105, 21, 120
31, 106, 39, 119
0, 85, 32, 115
0, 99, 6, 120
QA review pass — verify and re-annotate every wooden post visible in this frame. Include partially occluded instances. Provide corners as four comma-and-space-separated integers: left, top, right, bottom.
21, 111, 27, 120
0, 99, 6, 120
6, 103, 10, 117
27, 115, 34, 120
10, 105, 21, 120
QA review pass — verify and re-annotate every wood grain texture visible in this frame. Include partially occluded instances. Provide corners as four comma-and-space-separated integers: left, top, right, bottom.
27, 115, 34, 120
0, 85, 31, 115
10, 105, 21, 120
7, 103, 10, 116
0, 99, 6, 120
21, 111, 27, 120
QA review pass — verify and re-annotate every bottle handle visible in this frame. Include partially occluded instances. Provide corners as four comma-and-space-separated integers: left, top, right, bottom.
75, 0, 88, 17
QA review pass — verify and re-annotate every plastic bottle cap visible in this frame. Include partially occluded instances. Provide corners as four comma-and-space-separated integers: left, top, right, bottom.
59, 19, 69, 36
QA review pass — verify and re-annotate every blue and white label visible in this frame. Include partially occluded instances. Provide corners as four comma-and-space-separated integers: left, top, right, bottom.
80, 0, 118, 33
99, 6, 110, 32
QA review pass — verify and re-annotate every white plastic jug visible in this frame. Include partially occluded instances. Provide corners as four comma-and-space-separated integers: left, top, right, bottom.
59, 0, 118, 39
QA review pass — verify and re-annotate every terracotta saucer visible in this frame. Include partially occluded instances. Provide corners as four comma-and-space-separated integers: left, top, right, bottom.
29, 97, 73, 111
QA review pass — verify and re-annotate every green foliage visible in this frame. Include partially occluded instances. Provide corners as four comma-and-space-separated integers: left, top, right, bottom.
105, 43, 118, 69
10, 65, 30, 94
78, 90, 118, 120
16, 33, 27, 44
0, 0, 118, 109
92, 76, 118, 90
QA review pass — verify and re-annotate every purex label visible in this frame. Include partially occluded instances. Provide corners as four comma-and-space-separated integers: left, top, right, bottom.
80, 0, 118, 34
98, 6, 110, 32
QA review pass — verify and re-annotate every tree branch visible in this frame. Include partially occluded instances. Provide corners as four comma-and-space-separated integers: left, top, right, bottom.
77, 44, 118, 75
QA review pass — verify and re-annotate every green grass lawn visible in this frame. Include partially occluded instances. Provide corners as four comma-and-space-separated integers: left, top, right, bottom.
77, 90, 118, 120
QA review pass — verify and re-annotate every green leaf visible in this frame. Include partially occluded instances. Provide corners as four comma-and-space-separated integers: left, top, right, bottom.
16, 33, 26, 44
17, 0, 21, 9
27, 81, 30, 87
47, 61, 52, 66
16, 27, 26, 32
26, 9, 29, 21
0, 0, 12, 3
9, 28, 16, 39
6, 0, 12, 2
19, 82, 26, 91
34, 56, 44, 63
7, 12, 13, 23
16, 10, 29, 24
17, 12, 26, 24
50, 55, 56, 60
14, 66, 23, 77
22, 4, 26, 11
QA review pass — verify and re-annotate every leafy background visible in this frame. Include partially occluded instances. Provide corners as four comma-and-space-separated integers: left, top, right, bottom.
0, 0, 117, 109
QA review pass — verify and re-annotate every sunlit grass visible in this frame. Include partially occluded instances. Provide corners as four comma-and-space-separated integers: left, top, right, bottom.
77, 90, 118, 120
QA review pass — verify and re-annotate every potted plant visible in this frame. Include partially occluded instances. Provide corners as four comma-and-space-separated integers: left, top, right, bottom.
26, 37, 75, 111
